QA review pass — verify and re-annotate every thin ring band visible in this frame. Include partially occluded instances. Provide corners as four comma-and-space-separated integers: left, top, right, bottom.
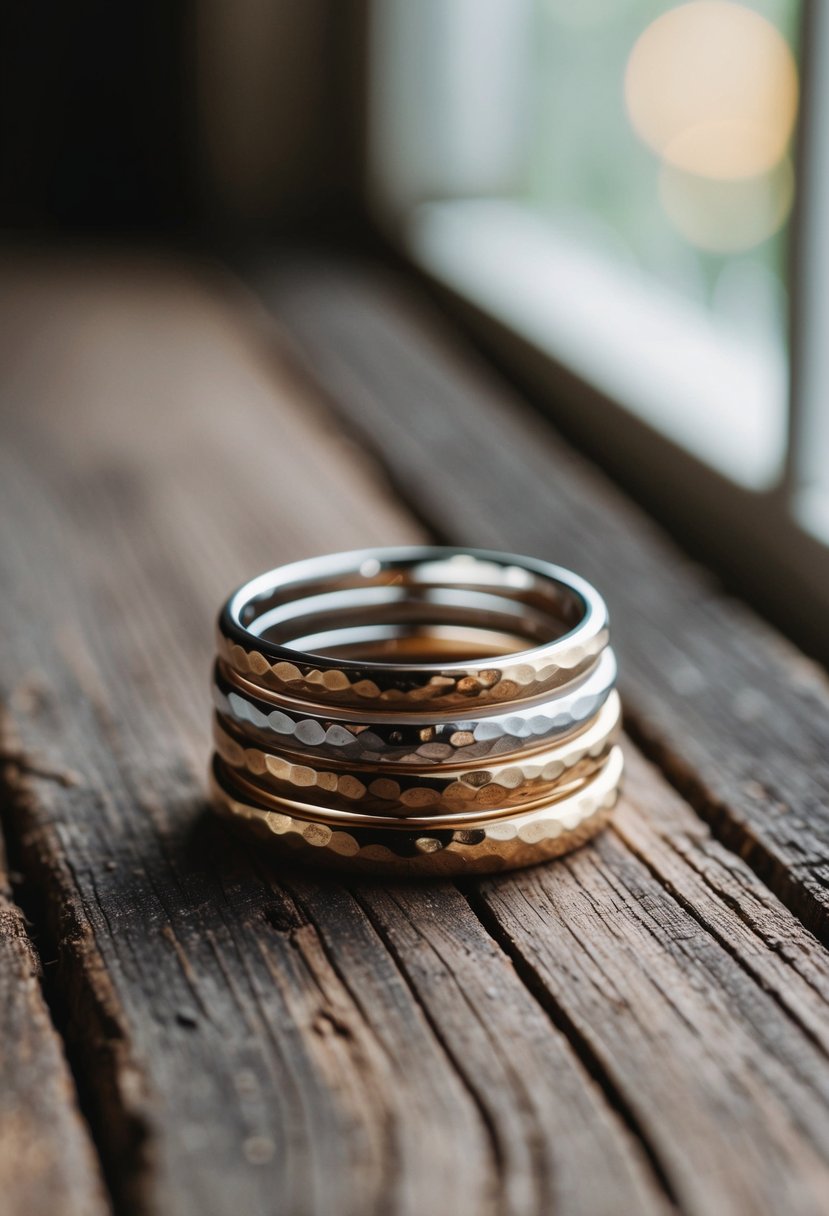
212, 751, 616, 829
210, 746, 624, 876
212, 689, 622, 815
213, 647, 618, 765
218, 547, 609, 710
216, 746, 593, 825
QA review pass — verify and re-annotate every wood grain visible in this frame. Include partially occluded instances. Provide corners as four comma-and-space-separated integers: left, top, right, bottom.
2, 254, 829, 1215
476, 746, 829, 1216
266, 260, 829, 945
0, 256, 659, 1216
0, 815, 108, 1215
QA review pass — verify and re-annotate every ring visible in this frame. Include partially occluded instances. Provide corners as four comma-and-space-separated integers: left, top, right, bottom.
210, 546, 623, 875
212, 648, 617, 764
210, 746, 624, 876
212, 752, 610, 829
218, 547, 609, 711
212, 689, 621, 814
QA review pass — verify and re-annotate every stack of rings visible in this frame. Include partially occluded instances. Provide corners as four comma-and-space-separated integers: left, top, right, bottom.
210, 547, 623, 876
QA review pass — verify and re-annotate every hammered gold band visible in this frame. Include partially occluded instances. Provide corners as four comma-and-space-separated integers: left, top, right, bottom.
211, 746, 623, 877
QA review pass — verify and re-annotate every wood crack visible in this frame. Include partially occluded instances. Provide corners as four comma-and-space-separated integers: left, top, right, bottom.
460, 883, 681, 1212
0, 729, 151, 1216
621, 711, 829, 946
609, 817, 829, 1061
0, 743, 122, 1214
348, 887, 508, 1203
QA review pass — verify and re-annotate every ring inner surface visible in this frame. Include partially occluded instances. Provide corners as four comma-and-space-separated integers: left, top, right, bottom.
237, 557, 587, 666
279, 627, 532, 664
245, 582, 579, 666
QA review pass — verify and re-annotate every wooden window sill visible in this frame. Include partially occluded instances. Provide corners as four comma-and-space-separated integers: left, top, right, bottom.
1, 250, 829, 1216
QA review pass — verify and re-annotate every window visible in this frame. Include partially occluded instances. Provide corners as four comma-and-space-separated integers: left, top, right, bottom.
369, 0, 829, 613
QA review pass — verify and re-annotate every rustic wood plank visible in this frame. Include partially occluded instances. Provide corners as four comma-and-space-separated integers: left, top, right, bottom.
0, 817, 108, 1215
265, 260, 829, 943
0, 256, 666, 1216
298, 751, 829, 1215
5, 253, 829, 1215
475, 747, 829, 1216
277, 874, 666, 1216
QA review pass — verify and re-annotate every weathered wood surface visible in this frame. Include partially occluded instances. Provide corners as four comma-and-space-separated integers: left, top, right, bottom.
2, 255, 829, 1216
267, 260, 829, 945
0, 823, 107, 1215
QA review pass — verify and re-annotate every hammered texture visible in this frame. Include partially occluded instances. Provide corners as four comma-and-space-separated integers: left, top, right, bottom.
218, 547, 610, 711
213, 690, 621, 814
216, 626, 609, 710
210, 747, 623, 876
213, 649, 617, 765
210, 547, 622, 874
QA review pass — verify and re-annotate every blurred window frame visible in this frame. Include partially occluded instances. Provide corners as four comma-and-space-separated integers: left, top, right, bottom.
367, 0, 829, 647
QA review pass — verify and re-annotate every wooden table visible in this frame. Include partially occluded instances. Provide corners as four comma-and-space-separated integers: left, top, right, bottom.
3, 252, 829, 1216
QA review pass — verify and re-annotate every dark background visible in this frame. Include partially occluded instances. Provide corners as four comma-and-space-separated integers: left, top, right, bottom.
0, 2, 367, 243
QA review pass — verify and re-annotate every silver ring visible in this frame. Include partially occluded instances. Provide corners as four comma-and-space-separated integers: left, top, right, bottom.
213, 647, 617, 765
213, 689, 622, 815
218, 547, 610, 710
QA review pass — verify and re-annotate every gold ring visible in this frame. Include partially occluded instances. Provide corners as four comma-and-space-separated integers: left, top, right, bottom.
211, 747, 624, 876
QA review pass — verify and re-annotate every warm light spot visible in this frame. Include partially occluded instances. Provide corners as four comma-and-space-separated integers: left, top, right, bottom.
625, 1, 798, 180
659, 157, 794, 252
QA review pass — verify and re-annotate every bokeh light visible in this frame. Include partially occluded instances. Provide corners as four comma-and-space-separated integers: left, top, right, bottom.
625, 1, 798, 181
659, 156, 795, 253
